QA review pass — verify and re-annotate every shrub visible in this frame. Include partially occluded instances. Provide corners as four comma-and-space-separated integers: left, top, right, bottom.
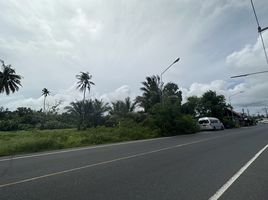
147, 102, 199, 136
175, 115, 199, 134
222, 117, 237, 129
40, 120, 73, 130
0, 120, 19, 131
18, 123, 35, 130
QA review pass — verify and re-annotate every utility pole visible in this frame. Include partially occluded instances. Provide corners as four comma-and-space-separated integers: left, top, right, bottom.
228, 91, 244, 121
230, 0, 268, 79
250, 0, 268, 64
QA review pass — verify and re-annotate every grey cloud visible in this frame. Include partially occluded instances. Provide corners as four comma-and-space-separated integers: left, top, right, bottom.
0, 0, 268, 115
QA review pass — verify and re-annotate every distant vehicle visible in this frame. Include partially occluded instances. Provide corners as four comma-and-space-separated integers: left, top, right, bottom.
258, 118, 268, 124
198, 117, 224, 131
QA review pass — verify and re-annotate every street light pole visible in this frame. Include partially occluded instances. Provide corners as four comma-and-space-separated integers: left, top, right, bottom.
229, 91, 244, 121
160, 57, 180, 104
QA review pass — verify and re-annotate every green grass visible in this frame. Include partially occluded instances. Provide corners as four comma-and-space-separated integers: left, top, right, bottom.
0, 125, 160, 156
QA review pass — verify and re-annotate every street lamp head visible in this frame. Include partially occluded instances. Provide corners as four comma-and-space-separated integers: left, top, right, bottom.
173, 57, 180, 64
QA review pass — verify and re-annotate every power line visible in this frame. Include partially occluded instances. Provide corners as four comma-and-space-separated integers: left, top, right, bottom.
250, 0, 268, 64
250, 0, 260, 27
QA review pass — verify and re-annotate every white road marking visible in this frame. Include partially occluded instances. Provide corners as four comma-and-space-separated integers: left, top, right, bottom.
0, 136, 224, 188
208, 144, 268, 200
0, 136, 173, 162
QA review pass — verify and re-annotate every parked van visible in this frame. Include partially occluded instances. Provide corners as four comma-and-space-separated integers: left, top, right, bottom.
198, 117, 224, 131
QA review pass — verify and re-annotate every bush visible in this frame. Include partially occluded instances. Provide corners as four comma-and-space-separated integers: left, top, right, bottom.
146, 102, 199, 136
0, 120, 19, 131
40, 120, 73, 130
222, 117, 237, 129
18, 123, 35, 130
176, 115, 199, 134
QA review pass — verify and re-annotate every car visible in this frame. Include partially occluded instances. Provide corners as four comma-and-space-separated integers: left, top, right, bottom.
198, 117, 224, 131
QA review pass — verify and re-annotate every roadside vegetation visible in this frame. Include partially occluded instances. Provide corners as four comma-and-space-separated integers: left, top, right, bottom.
0, 59, 237, 156
0, 125, 159, 156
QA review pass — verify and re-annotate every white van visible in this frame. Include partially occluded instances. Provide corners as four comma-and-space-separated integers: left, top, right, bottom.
198, 117, 224, 131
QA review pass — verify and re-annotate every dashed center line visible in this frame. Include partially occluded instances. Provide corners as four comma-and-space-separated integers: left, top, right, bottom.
0, 135, 227, 189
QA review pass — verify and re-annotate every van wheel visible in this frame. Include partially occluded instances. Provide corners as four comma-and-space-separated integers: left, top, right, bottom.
213, 126, 216, 131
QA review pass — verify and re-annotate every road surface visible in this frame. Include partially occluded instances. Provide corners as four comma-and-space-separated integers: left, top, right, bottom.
0, 125, 267, 200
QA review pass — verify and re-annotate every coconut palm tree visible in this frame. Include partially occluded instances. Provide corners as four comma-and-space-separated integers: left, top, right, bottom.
135, 75, 161, 112
91, 99, 109, 127
76, 72, 95, 128
76, 72, 95, 103
42, 88, 50, 112
65, 99, 109, 129
0, 60, 22, 95
162, 82, 182, 104
65, 101, 84, 129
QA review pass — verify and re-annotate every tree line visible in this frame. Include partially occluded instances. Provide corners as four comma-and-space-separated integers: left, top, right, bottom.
0, 60, 232, 135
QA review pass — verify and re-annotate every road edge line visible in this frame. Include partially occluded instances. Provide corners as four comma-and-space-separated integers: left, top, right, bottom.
208, 144, 268, 200
0, 136, 223, 188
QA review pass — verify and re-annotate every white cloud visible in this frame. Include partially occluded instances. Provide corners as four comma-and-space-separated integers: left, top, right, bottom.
99, 85, 133, 102
226, 33, 268, 72
225, 32, 268, 108
0, 84, 135, 111
180, 31, 268, 115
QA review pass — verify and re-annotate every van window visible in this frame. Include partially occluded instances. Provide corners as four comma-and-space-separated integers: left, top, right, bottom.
199, 120, 209, 124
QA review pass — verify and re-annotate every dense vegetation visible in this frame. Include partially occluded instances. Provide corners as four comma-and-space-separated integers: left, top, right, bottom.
0, 60, 234, 155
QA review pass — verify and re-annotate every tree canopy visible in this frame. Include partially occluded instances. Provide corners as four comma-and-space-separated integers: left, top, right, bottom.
136, 75, 161, 112
0, 60, 22, 95
182, 90, 228, 121
76, 72, 95, 102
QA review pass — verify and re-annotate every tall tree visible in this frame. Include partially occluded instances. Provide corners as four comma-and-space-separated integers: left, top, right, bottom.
136, 75, 161, 112
181, 96, 200, 117
0, 60, 22, 95
163, 82, 182, 104
198, 90, 227, 120
76, 72, 95, 128
42, 88, 50, 112
76, 72, 95, 103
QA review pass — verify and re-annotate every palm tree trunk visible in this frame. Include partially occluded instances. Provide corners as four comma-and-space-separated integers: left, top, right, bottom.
83, 88, 86, 104
82, 88, 86, 128
43, 96, 46, 113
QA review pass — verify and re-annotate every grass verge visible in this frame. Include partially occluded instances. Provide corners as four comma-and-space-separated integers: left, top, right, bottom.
0, 125, 160, 156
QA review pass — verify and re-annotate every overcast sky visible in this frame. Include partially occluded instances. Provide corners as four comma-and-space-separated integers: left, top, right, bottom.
1, 0, 268, 115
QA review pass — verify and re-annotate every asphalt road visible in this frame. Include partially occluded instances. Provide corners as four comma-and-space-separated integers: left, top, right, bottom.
0, 125, 267, 200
